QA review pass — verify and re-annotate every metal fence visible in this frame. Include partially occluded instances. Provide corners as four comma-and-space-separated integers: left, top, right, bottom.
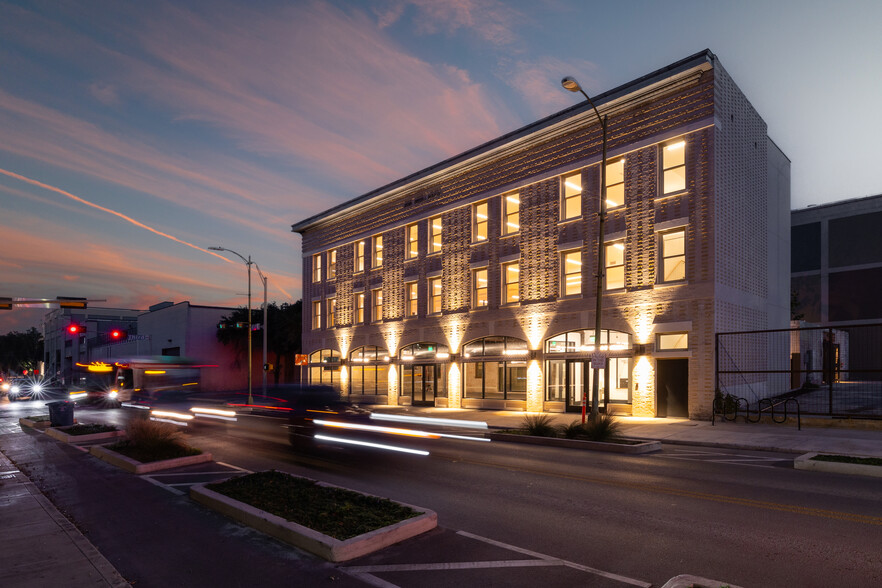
716, 323, 882, 419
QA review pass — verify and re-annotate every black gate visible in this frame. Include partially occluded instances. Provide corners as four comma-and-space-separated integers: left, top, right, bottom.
716, 323, 882, 419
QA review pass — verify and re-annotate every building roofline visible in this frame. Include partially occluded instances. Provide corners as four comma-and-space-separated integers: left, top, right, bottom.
291, 49, 716, 234
792, 193, 882, 214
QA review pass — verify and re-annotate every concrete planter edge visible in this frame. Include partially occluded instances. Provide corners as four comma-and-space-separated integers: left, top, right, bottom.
45, 426, 126, 444
488, 432, 662, 454
19, 417, 51, 431
190, 473, 438, 563
794, 452, 882, 478
90, 444, 212, 474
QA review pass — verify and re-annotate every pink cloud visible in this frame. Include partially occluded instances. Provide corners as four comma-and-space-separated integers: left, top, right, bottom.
504, 57, 604, 118
376, 0, 523, 45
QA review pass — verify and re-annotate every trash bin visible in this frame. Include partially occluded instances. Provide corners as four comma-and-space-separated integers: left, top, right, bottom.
47, 400, 74, 427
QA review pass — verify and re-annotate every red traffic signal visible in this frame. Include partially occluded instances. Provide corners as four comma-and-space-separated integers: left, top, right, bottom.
109, 329, 127, 340
67, 324, 85, 335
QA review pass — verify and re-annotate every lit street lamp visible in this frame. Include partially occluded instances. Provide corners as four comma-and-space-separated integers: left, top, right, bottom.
209, 246, 256, 405
561, 76, 607, 424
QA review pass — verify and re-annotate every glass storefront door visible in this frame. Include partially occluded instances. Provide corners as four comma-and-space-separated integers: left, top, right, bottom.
547, 359, 607, 412
403, 364, 441, 406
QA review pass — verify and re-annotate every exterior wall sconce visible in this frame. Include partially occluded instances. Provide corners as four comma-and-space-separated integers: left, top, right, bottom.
529, 349, 539, 360
634, 344, 647, 356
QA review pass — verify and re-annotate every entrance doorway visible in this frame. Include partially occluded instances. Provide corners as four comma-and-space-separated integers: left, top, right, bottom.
547, 359, 607, 413
402, 364, 440, 406
656, 359, 688, 418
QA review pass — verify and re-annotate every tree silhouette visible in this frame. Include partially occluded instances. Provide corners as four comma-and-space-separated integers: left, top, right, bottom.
216, 301, 301, 385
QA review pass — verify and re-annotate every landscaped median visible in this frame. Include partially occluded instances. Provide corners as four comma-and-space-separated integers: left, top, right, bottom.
488, 413, 661, 454
190, 470, 437, 562
46, 423, 126, 444
794, 452, 882, 478
90, 443, 212, 474
19, 416, 51, 430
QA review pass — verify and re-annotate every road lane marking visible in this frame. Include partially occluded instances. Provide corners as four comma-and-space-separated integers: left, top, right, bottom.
454, 457, 882, 526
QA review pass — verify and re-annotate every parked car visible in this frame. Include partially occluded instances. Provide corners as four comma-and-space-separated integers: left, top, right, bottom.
7, 379, 33, 401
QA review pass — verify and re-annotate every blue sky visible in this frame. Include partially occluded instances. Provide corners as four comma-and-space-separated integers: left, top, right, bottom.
2, 0, 880, 334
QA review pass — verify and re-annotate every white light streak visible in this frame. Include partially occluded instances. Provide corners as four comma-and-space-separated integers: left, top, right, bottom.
314, 434, 429, 456
370, 413, 488, 430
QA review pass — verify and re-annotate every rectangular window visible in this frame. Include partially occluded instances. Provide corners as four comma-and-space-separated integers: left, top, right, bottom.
406, 224, 418, 259
312, 301, 321, 330
327, 297, 336, 327
503, 262, 519, 304
473, 201, 488, 242
328, 249, 337, 279
372, 289, 383, 322
606, 158, 625, 208
473, 268, 488, 308
562, 250, 581, 296
605, 241, 625, 290
660, 229, 686, 282
406, 282, 418, 317
355, 293, 365, 324
657, 332, 688, 350
662, 140, 686, 194
373, 235, 383, 268
562, 172, 581, 220
502, 193, 519, 235
430, 216, 442, 254
355, 241, 365, 273
429, 277, 442, 314
312, 253, 322, 283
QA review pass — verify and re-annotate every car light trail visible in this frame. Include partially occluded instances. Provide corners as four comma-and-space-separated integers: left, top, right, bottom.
121, 402, 150, 410
313, 419, 440, 438
149, 417, 189, 427
69, 391, 88, 400
151, 410, 194, 420
314, 434, 429, 456
190, 407, 238, 422
370, 413, 489, 429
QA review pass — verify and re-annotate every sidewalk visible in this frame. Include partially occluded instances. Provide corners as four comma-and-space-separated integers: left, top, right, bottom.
2, 409, 881, 587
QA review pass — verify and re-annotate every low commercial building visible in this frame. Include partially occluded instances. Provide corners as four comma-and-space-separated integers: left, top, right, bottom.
292, 50, 791, 419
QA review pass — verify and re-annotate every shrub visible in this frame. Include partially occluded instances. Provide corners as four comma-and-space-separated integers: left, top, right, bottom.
558, 420, 587, 439
581, 411, 621, 442
125, 418, 189, 451
521, 414, 557, 437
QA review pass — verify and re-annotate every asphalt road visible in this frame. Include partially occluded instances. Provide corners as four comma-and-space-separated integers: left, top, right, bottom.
3, 398, 882, 588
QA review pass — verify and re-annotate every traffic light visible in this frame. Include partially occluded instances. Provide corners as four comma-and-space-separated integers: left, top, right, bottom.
0, 297, 12, 310
57, 296, 88, 309
67, 323, 86, 335
109, 329, 127, 341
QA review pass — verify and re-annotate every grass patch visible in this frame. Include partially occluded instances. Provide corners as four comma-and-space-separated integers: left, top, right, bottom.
25, 415, 51, 422
107, 418, 201, 463
811, 454, 882, 467
62, 423, 118, 436
207, 470, 419, 540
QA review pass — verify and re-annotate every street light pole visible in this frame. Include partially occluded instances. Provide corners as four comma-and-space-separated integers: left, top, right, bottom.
254, 263, 268, 397
209, 246, 254, 405
562, 76, 608, 424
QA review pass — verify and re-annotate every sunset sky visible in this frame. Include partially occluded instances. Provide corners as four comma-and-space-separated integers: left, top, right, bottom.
2, 0, 880, 334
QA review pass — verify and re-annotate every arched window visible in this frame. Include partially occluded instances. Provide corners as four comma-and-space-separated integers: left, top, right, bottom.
462, 336, 529, 401
398, 342, 448, 405
349, 346, 388, 395
308, 349, 341, 390
399, 342, 449, 361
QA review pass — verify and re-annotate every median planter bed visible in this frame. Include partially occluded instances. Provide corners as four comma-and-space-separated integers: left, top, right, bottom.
46, 424, 126, 444
190, 471, 437, 562
794, 452, 882, 478
19, 417, 51, 431
488, 432, 661, 454
90, 444, 212, 474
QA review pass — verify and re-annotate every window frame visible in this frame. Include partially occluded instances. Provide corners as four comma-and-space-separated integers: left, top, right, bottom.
502, 192, 520, 236
355, 292, 365, 324
405, 282, 418, 317
661, 139, 687, 195
406, 224, 419, 259
327, 297, 336, 328
605, 240, 626, 291
472, 267, 488, 308
502, 261, 519, 305
328, 249, 337, 279
473, 201, 489, 243
429, 216, 442, 254
372, 288, 383, 323
311, 253, 322, 283
657, 332, 689, 351
605, 158, 625, 209
372, 235, 383, 268
561, 172, 582, 220
659, 228, 686, 283
311, 301, 322, 330
355, 241, 365, 273
428, 276, 442, 314
561, 250, 582, 297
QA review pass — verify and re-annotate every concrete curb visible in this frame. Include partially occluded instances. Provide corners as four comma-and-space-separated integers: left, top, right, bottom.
488, 432, 662, 454
19, 417, 51, 430
190, 473, 438, 562
794, 452, 882, 478
46, 426, 126, 444
661, 574, 742, 588
90, 444, 212, 474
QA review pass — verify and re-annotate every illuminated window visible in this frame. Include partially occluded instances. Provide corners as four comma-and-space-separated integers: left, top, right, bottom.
662, 140, 686, 194
355, 241, 365, 273
660, 229, 686, 282
605, 241, 625, 290
429, 277, 442, 314
430, 216, 442, 254
502, 262, 519, 304
606, 158, 625, 208
406, 224, 418, 259
561, 250, 581, 296
473, 201, 488, 242
312, 301, 321, 330
328, 249, 337, 279
562, 172, 581, 220
473, 268, 488, 308
657, 332, 688, 350
355, 292, 365, 324
372, 289, 383, 322
373, 235, 383, 268
312, 253, 322, 283
406, 282, 418, 317
502, 193, 520, 235
327, 297, 336, 327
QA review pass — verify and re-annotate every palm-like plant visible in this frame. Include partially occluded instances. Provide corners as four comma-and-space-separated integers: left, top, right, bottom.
521, 414, 557, 437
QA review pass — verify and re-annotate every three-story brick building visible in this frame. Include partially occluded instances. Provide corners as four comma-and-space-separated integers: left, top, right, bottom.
292, 49, 790, 419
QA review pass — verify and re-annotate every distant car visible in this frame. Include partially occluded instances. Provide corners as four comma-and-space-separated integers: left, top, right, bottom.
7, 379, 33, 401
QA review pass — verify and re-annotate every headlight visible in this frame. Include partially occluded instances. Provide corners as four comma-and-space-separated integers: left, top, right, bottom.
32, 383, 43, 393
11, 385, 20, 394
109, 390, 119, 399
1, 383, 9, 391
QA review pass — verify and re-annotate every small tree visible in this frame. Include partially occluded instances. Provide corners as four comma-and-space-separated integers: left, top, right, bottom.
217, 301, 302, 385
